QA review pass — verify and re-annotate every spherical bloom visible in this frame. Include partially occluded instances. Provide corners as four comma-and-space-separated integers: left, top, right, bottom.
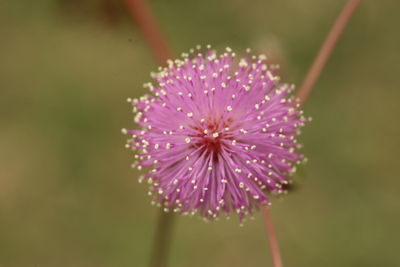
124, 46, 307, 221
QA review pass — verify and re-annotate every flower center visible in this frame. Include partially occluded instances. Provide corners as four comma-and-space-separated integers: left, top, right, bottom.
189, 117, 234, 154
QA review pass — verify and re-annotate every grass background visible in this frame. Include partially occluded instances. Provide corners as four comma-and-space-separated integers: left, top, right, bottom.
0, 0, 399, 266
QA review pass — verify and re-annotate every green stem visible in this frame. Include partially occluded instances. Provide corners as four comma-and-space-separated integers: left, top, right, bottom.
123, 1, 174, 266
149, 210, 175, 267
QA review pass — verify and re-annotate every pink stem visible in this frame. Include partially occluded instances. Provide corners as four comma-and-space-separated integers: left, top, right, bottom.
296, 0, 362, 105
123, 2, 175, 267
261, 1, 362, 266
124, 0, 173, 65
261, 206, 283, 267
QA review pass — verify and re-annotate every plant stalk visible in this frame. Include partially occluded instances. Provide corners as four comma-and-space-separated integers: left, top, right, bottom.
149, 210, 175, 267
261, 206, 283, 267
124, 1, 174, 267
296, 0, 362, 105
124, 0, 173, 64
261, 1, 362, 266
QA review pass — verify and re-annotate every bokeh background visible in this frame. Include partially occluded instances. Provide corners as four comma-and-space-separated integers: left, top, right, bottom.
1, 0, 399, 266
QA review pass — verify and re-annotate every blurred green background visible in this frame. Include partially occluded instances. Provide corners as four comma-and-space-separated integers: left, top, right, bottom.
1, 0, 399, 266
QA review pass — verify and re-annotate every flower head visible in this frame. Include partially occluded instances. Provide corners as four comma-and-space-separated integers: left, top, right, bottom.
124, 46, 307, 221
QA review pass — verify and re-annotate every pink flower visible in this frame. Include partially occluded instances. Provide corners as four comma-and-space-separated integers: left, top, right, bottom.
124, 46, 307, 220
